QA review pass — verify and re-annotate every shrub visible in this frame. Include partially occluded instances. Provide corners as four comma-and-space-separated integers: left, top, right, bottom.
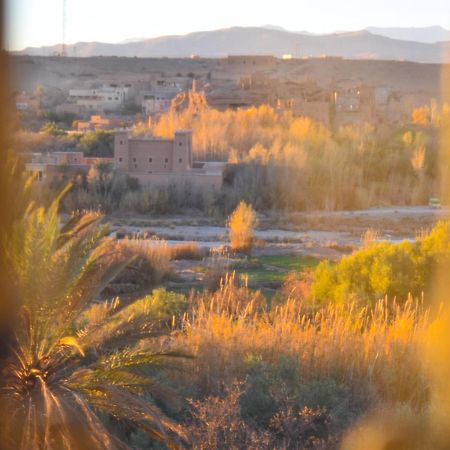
145, 287, 188, 317
240, 356, 280, 423
202, 247, 232, 291
114, 238, 174, 288
187, 383, 271, 450
187, 382, 338, 450
170, 242, 203, 260
269, 406, 334, 449
40, 121, 67, 136
78, 129, 114, 157
311, 221, 450, 305
228, 201, 257, 253
241, 355, 356, 431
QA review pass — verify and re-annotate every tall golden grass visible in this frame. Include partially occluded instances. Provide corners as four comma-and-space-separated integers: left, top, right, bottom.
178, 275, 429, 408
115, 237, 174, 287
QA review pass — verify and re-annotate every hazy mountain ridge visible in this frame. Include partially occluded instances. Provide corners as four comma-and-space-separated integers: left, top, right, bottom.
17, 26, 450, 63
261, 24, 450, 43
367, 26, 450, 43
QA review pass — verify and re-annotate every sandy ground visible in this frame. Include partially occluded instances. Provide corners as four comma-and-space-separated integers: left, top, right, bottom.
112, 206, 450, 247
111, 205, 449, 260
121, 225, 354, 244
300, 206, 450, 218
110, 206, 450, 291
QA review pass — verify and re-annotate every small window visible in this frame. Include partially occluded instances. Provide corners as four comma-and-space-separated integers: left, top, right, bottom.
178, 158, 182, 163
119, 157, 123, 162
179, 142, 183, 146
149, 158, 153, 163
119, 140, 123, 145
133, 158, 136, 162
165, 158, 168, 163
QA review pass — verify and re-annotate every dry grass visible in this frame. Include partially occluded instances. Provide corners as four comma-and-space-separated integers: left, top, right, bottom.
362, 228, 380, 247
178, 275, 429, 405
202, 247, 233, 291
110, 239, 203, 292
114, 237, 174, 287
170, 242, 203, 260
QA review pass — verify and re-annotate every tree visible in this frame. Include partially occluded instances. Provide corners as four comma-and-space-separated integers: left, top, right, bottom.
228, 201, 257, 253
40, 121, 66, 137
79, 130, 114, 157
0, 183, 187, 449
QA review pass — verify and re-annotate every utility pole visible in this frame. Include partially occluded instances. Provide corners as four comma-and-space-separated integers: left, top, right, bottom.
61, 0, 67, 56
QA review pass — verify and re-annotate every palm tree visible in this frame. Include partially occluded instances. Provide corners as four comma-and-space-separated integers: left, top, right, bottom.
0, 184, 187, 449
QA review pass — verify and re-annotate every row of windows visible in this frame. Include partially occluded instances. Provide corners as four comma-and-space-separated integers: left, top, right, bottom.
119, 141, 183, 146
118, 157, 183, 164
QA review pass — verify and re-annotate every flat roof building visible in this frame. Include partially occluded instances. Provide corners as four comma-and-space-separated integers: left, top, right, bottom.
114, 130, 225, 191
67, 85, 132, 113
25, 152, 113, 182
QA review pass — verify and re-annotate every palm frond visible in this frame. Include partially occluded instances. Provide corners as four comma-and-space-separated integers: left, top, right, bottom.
82, 385, 188, 449
0, 180, 190, 449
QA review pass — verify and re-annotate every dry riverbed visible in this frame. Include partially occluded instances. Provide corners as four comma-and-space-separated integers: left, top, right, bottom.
106, 206, 449, 293
110, 206, 447, 259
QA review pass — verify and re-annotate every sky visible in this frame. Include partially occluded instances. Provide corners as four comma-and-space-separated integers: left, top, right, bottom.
5, 0, 450, 51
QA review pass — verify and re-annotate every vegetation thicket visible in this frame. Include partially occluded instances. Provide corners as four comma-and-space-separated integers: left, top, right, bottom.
311, 221, 450, 305
147, 102, 450, 210
228, 201, 257, 253
176, 274, 428, 448
6, 97, 450, 447
3, 165, 450, 447
15, 102, 450, 215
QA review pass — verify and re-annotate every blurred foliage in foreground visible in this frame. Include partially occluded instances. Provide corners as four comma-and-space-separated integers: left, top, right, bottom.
0, 172, 188, 449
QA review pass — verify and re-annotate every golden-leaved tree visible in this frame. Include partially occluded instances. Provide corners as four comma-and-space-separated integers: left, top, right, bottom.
228, 201, 257, 253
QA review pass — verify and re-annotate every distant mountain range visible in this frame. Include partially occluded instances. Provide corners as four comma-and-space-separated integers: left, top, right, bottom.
366, 26, 450, 43
261, 25, 450, 44
16, 26, 450, 63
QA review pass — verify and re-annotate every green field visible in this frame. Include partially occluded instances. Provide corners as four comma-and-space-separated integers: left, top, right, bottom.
235, 254, 320, 285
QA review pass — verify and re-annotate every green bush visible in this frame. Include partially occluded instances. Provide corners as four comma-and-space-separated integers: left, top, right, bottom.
312, 221, 450, 305
40, 121, 66, 136
79, 130, 114, 157
240, 354, 357, 431
148, 288, 188, 317
240, 355, 279, 423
